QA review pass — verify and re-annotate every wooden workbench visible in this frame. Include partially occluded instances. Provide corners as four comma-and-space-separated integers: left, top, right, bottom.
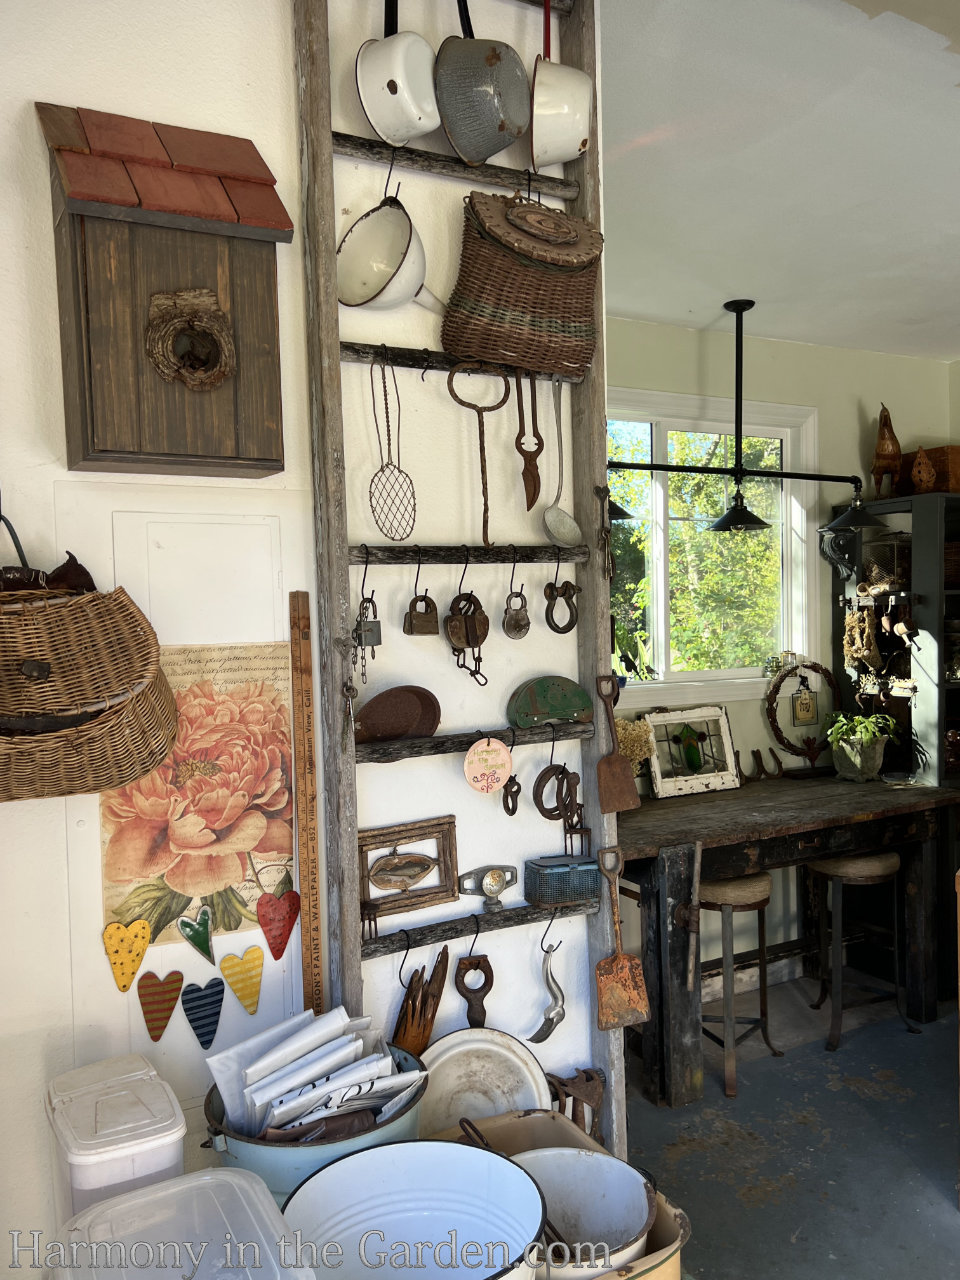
618, 776, 960, 1106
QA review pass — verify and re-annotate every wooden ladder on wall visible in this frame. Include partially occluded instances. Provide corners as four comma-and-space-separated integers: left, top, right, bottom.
292, 0, 627, 1156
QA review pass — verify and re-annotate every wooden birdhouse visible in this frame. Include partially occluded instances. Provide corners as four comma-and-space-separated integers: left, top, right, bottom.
37, 103, 293, 476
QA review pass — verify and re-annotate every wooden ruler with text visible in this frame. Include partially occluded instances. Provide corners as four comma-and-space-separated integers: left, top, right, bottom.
289, 591, 324, 1013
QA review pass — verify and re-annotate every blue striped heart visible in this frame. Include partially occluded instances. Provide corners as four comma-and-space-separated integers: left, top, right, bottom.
181, 977, 225, 1050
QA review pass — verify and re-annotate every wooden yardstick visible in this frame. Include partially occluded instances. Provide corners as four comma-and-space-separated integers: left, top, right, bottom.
289, 591, 324, 1013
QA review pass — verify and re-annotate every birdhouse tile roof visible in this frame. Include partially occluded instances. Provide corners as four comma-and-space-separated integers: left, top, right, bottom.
36, 103, 293, 243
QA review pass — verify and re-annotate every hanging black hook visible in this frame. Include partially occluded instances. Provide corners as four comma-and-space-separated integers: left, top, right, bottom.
384, 149, 397, 200
398, 928, 413, 989
467, 914, 481, 957
420, 349, 431, 382
541, 910, 562, 953
509, 545, 524, 599
414, 546, 424, 598
360, 543, 373, 600
548, 721, 557, 767
459, 545, 471, 595
553, 545, 562, 587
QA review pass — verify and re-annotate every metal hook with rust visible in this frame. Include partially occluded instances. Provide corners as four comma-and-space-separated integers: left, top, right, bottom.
541, 911, 563, 954
501, 727, 522, 816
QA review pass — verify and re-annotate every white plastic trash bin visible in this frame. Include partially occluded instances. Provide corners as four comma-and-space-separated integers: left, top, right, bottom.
57, 1168, 313, 1280
46, 1053, 186, 1215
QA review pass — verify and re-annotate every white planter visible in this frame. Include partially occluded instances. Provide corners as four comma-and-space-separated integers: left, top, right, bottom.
832, 735, 888, 782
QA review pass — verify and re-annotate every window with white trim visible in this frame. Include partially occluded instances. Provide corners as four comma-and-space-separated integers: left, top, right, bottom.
607, 389, 819, 709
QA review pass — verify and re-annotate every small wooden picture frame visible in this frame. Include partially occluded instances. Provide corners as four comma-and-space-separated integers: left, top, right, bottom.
644, 705, 740, 798
358, 814, 459, 923
791, 687, 819, 727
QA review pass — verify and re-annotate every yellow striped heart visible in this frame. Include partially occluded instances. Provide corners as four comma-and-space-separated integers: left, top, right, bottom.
220, 946, 264, 1016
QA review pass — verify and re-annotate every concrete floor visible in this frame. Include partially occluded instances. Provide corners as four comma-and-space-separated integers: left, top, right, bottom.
625, 976, 960, 1280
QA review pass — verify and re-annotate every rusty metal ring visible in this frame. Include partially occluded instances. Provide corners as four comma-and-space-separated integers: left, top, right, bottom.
501, 774, 522, 816
446, 363, 511, 414
533, 762, 572, 821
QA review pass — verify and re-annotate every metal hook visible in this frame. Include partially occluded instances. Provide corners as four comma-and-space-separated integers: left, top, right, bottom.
541, 911, 562, 953
459, 545, 470, 595
384, 149, 398, 200
420, 349, 431, 382
553, 545, 562, 587
509, 545, 523, 598
398, 928, 412, 989
507, 726, 516, 749
414, 547, 424, 599
548, 722, 557, 767
360, 544, 372, 600
467, 914, 481, 957
526, 169, 532, 202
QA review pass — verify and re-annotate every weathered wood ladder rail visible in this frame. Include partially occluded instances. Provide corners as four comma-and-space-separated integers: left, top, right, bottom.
293, 0, 626, 1155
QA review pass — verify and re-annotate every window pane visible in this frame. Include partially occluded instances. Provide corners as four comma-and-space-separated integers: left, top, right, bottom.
607, 421, 653, 678
666, 430, 783, 672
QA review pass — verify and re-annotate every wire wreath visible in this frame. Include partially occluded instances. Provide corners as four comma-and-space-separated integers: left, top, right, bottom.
764, 660, 841, 767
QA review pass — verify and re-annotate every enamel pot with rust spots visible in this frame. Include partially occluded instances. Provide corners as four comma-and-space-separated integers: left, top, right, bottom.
355, 0, 441, 148
530, 0, 594, 171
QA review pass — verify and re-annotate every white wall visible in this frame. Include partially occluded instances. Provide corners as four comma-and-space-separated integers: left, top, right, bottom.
1, 0, 312, 1249
1, 0, 598, 1246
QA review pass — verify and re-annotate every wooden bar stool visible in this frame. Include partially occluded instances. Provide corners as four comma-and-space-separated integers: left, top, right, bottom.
700, 871, 783, 1098
806, 851, 919, 1052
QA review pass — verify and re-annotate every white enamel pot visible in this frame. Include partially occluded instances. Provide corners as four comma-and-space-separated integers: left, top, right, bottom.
283, 1140, 545, 1280
510, 1148, 657, 1280
356, 0, 440, 148
530, 0, 593, 170
336, 196, 443, 314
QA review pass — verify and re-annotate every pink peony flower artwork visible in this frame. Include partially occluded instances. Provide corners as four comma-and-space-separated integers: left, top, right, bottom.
101, 644, 295, 944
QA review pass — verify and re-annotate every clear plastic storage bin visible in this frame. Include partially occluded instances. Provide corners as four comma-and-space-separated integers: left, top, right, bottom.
58, 1168, 313, 1280
46, 1053, 186, 1215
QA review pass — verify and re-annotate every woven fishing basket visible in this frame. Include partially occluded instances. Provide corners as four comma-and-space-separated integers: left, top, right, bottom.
0, 584, 177, 803
441, 192, 603, 378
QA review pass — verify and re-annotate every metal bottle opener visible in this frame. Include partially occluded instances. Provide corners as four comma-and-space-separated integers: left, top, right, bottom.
503, 589, 530, 639
403, 593, 439, 635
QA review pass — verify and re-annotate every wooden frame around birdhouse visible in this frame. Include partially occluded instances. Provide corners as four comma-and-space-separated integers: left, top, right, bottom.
644, 705, 740, 798
358, 814, 459, 925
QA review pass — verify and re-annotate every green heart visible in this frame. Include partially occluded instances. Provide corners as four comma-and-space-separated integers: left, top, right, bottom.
177, 905, 215, 965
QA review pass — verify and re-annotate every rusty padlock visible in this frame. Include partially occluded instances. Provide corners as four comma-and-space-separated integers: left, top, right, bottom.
443, 592, 489, 651
502, 589, 530, 640
403, 593, 440, 636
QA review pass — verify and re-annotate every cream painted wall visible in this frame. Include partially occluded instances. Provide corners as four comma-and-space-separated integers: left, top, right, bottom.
0, 0, 597, 1250
606, 315, 953, 961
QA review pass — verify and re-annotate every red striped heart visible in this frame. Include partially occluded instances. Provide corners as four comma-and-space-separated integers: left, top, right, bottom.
257, 889, 300, 961
137, 971, 183, 1042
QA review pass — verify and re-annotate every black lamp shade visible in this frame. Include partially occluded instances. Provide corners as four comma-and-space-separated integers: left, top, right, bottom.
709, 488, 771, 532
820, 495, 887, 533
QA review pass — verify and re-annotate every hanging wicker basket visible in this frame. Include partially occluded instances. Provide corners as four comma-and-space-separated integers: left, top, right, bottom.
441, 192, 603, 378
0, 554, 177, 802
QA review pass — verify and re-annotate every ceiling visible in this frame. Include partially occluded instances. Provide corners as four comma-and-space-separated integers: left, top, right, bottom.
598, 0, 960, 360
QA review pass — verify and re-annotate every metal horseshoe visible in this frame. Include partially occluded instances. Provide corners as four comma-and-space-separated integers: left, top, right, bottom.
544, 580, 581, 633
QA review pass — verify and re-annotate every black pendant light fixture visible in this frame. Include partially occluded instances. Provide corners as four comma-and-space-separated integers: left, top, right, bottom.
607, 298, 883, 540
709, 301, 769, 531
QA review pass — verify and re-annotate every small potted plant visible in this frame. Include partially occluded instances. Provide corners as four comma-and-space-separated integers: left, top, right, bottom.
825, 710, 899, 782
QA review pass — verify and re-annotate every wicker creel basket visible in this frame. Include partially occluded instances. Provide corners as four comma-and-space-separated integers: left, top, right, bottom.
441, 192, 604, 378
0, 584, 177, 803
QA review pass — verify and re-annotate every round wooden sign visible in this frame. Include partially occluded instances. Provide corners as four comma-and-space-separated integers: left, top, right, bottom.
464, 738, 513, 794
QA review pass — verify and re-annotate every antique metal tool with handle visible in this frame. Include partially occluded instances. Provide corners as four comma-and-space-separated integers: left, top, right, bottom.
595, 675, 641, 813
595, 845, 650, 1030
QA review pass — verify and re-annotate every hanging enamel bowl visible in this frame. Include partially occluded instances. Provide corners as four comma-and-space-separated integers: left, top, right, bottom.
336, 196, 443, 314
356, 0, 440, 147
435, 0, 530, 166
530, 0, 593, 171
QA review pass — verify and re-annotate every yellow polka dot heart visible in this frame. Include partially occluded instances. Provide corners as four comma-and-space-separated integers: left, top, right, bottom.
102, 920, 151, 992
220, 945, 264, 1015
